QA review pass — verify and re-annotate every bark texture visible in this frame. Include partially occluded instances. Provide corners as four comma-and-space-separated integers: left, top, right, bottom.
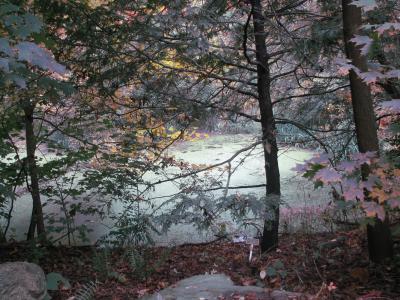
342, 0, 392, 262
250, 0, 281, 252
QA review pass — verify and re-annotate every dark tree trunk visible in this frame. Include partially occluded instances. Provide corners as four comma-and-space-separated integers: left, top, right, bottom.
27, 201, 37, 240
0, 232, 5, 243
342, 0, 392, 262
250, 0, 281, 252
24, 104, 46, 241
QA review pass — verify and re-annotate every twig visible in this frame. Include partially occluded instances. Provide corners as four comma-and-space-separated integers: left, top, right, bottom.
313, 256, 325, 282
294, 268, 304, 285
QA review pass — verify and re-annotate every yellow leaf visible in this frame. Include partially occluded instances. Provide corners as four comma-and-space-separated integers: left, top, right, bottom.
370, 188, 389, 203
374, 168, 385, 178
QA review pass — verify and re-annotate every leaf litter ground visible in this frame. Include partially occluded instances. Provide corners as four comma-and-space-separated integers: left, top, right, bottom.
0, 229, 399, 299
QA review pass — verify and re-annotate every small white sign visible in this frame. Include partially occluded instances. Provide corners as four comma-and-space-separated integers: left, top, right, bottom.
246, 238, 259, 246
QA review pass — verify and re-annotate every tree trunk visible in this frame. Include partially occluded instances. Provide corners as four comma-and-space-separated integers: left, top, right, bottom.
0, 232, 5, 243
250, 0, 281, 252
24, 104, 46, 241
342, 0, 392, 262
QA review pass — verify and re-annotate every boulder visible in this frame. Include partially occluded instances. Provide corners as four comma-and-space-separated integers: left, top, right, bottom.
141, 274, 304, 300
0, 261, 48, 300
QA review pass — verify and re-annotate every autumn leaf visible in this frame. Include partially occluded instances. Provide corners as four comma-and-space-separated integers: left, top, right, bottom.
343, 188, 364, 201
370, 188, 389, 204
350, 267, 369, 283
350, 35, 373, 55
314, 168, 341, 183
374, 23, 400, 36
337, 160, 358, 172
380, 99, 400, 113
388, 199, 400, 209
362, 201, 385, 220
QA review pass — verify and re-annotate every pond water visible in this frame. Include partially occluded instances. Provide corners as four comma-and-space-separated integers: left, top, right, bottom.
3, 134, 329, 246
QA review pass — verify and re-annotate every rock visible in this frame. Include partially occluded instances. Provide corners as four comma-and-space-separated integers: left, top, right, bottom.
141, 274, 304, 300
318, 236, 346, 250
0, 261, 48, 300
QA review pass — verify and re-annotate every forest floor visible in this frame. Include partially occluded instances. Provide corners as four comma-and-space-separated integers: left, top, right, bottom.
0, 229, 399, 300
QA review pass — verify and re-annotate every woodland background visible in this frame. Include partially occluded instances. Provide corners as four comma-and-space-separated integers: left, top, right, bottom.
0, 0, 399, 299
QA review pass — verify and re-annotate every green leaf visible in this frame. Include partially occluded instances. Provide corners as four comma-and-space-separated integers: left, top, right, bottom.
314, 180, 324, 189
16, 42, 66, 74
266, 266, 277, 277
12, 14, 42, 38
109, 271, 127, 283
279, 270, 287, 278
32, 33, 55, 49
46, 272, 71, 291
359, 217, 375, 227
303, 163, 324, 179
0, 38, 13, 56
37, 77, 74, 96
3, 14, 22, 27
273, 260, 284, 269
0, 4, 19, 15
7, 74, 26, 88
23, 14, 42, 33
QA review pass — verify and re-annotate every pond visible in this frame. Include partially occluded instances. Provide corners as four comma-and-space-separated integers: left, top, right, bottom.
3, 134, 330, 245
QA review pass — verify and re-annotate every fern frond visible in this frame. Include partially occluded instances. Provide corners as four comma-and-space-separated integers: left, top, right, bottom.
92, 248, 110, 281
126, 248, 147, 280
74, 280, 99, 300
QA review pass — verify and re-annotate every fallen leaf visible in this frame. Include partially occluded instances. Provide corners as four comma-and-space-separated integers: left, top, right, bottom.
137, 289, 150, 297
350, 267, 369, 283
241, 277, 256, 286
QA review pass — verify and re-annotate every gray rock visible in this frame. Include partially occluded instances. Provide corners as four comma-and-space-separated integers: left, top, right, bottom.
141, 274, 304, 300
318, 236, 346, 250
0, 261, 48, 300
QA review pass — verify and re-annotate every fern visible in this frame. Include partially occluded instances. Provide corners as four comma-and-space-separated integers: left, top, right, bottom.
92, 248, 110, 281
107, 213, 158, 247
127, 248, 148, 280
74, 280, 98, 300
153, 248, 171, 271
125, 247, 170, 280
